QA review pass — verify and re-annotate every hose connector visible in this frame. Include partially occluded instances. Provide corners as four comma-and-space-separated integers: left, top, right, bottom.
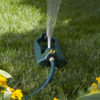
47, 49, 56, 62
49, 57, 55, 61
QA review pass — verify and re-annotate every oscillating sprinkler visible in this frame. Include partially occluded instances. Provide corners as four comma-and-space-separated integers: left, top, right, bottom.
23, 33, 66, 100
23, 0, 66, 99
34, 32, 66, 67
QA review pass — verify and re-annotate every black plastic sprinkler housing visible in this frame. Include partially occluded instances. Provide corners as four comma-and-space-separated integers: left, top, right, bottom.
24, 33, 66, 100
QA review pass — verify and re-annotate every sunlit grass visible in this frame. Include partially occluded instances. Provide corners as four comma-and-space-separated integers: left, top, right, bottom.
0, 0, 46, 35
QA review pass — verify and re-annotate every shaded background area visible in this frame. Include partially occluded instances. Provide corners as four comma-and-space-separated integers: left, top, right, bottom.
0, 0, 100, 99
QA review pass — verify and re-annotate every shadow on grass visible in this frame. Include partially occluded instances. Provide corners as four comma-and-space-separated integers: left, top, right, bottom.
0, 0, 100, 99
18, 0, 100, 40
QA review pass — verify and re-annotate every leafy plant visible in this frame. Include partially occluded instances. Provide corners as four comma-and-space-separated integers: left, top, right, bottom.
77, 77, 100, 100
0, 70, 23, 100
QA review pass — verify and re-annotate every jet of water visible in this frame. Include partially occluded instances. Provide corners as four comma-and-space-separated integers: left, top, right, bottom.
47, 0, 61, 48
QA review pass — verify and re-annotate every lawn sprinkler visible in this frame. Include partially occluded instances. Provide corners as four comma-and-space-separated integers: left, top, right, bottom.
24, 32, 66, 99
23, 0, 66, 99
34, 32, 66, 67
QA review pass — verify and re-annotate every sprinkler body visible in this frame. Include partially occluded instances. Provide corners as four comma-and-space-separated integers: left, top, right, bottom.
34, 32, 66, 67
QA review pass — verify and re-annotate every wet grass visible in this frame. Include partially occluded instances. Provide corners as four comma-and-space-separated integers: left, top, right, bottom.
0, 0, 100, 100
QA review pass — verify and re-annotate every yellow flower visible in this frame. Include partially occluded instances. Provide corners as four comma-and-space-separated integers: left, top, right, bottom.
96, 77, 100, 84
53, 97, 59, 100
0, 74, 7, 87
1, 90, 6, 93
90, 83, 98, 93
4, 85, 8, 88
90, 89, 100, 93
10, 88, 15, 93
91, 83, 97, 89
10, 88, 23, 100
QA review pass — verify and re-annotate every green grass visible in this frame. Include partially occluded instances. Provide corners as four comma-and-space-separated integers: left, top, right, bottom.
0, 0, 100, 100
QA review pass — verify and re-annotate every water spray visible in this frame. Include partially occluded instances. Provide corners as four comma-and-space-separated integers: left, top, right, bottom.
47, 0, 61, 48
23, 0, 66, 99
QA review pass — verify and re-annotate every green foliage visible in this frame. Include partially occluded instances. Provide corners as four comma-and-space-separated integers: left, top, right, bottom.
3, 88, 11, 100
77, 78, 100, 100
0, 71, 12, 100
78, 90, 87, 97
0, 89, 11, 100
0, 93, 3, 100
57, 86, 67, 100
97, 84, 100, 90
77, 92, 100, 100
0, 70, 12, 79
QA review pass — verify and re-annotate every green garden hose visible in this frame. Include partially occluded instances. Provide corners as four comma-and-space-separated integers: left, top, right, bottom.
23, 57, 55, 100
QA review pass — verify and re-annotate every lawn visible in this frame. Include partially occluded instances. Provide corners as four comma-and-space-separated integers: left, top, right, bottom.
0, 0, 100, 100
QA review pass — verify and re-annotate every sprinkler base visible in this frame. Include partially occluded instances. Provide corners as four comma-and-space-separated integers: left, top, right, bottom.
34, 33, 66, 67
